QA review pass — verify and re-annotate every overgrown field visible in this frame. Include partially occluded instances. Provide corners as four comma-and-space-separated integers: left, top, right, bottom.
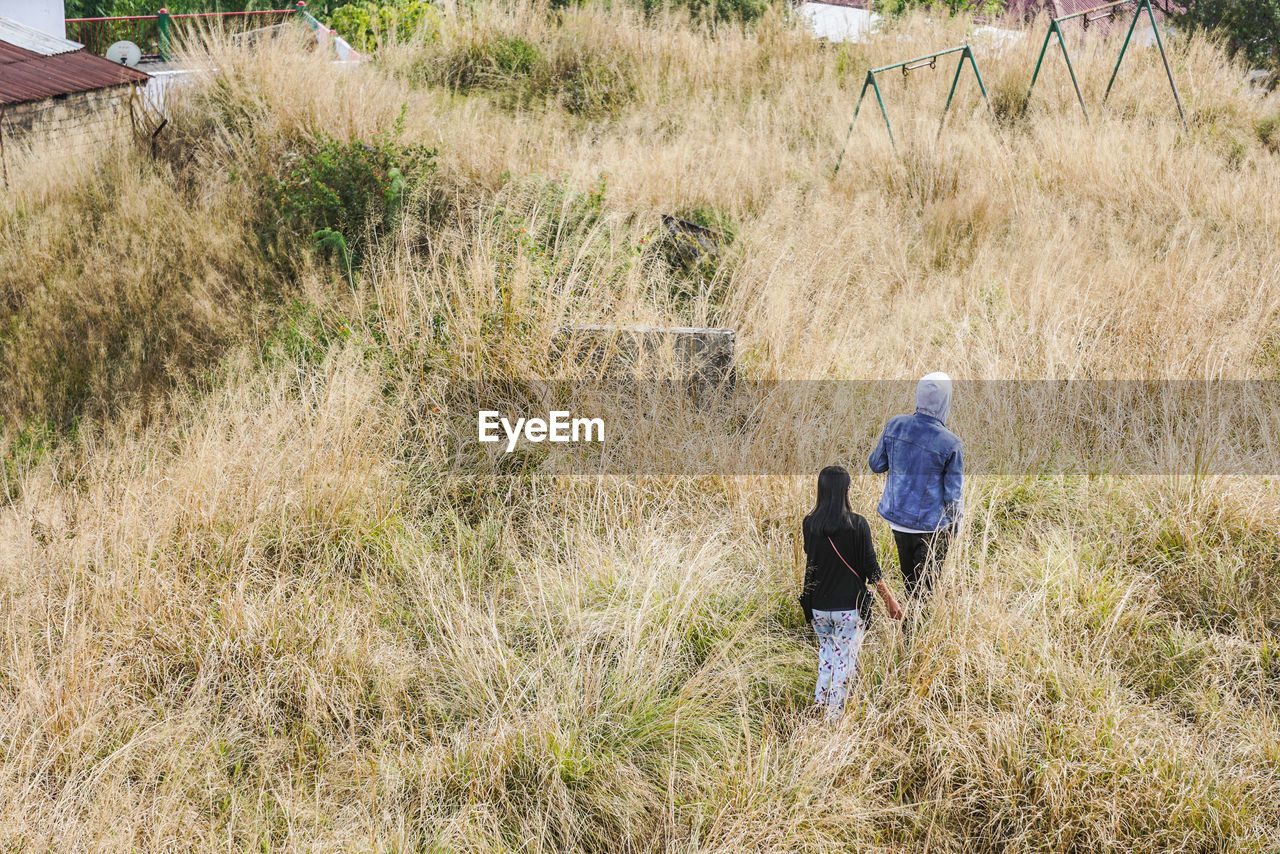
1, 3, 1279, 850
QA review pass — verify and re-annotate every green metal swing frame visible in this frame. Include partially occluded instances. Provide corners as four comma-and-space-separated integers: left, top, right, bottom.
835, 44, 990, 172
1023, 0, 1186, 125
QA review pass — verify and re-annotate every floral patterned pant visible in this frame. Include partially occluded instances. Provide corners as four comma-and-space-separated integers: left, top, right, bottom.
812, 608, 866, 714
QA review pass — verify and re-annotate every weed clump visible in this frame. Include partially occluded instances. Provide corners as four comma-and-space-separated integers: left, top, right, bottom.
417, 24, 636, 117
1258, 111, 1280, 153
268, 124, 437, 271
328, 0, 442, 54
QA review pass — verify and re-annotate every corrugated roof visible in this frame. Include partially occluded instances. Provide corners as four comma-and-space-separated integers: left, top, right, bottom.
0, 40, 149, 106
1002, 0, 1181, 22
0, 16, 83, 55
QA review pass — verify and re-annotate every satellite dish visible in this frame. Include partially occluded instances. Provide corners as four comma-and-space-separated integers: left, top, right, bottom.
105, 40, 142, 68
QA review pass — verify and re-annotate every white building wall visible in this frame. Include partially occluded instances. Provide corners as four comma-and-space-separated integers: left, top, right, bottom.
0, 0, 66, 39
798, 3, 878, 43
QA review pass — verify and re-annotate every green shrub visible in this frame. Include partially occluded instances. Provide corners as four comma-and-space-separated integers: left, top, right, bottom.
631, 0, 776, 23
552, 42, 636, 116
1176, 0, 1280, 73
1, 418, 56, 503
439, 35, 545, 90
1258, 111, 1280, 152
429, 32, 634, 117
327, 0, 442, 54
269, 124, 436, 269
874, 0, 1005, 16
656, 206, 735, 314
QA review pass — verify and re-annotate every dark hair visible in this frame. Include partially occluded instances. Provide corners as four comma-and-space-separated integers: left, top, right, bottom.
805, 465, 855, 536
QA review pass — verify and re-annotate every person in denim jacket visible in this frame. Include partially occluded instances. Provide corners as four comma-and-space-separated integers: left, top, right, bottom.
868, 372, 962, 600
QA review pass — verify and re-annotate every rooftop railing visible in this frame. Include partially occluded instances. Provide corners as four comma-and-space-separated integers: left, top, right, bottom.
66, 4, 309, 62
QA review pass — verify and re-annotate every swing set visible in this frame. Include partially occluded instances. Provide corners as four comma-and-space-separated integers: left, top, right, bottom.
833, 1, 1187, 171
835, 44, 991, 171
1023, 0, 1186, 125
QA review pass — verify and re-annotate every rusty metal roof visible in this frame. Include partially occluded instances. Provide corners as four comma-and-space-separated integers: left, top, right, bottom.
0, 40, 149, 106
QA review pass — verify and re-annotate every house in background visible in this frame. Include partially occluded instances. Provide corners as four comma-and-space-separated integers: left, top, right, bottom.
798, 0, 879, 43
0, 14, 149, 162
797, 0, 1180, 45
0, 0, 66, 39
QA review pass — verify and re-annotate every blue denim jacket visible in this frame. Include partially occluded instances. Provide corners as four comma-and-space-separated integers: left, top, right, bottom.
868, 375, 963, 531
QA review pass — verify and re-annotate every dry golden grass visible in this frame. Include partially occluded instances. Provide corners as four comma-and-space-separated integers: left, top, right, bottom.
0, 2, 1279, 850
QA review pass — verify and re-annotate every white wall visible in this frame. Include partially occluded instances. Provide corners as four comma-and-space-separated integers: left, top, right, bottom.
0, 0, 66, 39
797, 3, 878, 44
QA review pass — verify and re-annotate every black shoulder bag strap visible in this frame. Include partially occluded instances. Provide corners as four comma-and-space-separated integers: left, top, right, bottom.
827, 536, 862, 580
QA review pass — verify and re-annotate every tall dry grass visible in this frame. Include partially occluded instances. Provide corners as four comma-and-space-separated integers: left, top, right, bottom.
0, 2, 1279, 850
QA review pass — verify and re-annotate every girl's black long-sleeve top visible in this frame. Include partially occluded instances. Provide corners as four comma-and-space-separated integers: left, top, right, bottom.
801, 512, 883, 625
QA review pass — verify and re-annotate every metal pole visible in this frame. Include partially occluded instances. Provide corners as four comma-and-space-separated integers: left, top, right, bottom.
871, 76, 894, 147
1056, 23, 1090, 120
158, 8, 170, 62
836, 44, 980, 166
1025, 22, 1055, 105
938, 50, 968, 140
1139, 0, 1188, 125
1102, 0, 1143, 104
834, 72, 875, 175
967, 46, 991, 102
852, 74, 872, 123
869, 45, 968, 75
941, 50, 967, 114
938, 48, 992, 141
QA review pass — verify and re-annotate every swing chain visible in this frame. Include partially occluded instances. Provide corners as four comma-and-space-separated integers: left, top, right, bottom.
1082, 0, 1131, 30
901, 55, 937, 77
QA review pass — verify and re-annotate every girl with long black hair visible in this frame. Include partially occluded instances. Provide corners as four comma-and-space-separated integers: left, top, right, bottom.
801, 465, 903, 717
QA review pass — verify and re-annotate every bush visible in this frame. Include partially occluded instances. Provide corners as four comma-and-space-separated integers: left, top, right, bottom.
1177, 0, 1280, 72
552, 39, 636, 116
327, 0, 442, 54
428, 31, 635, 117
874, 0, 1005, 17
629, 0, 776, 23
269, 124, 436, 270
1257, 110, 1280, 152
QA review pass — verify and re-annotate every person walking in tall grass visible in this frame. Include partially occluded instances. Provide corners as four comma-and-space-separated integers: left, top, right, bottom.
869, 372, 963, 606
801, 465, 904, 719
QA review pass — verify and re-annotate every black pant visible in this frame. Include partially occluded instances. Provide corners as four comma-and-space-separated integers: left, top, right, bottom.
892, 529, 953, 599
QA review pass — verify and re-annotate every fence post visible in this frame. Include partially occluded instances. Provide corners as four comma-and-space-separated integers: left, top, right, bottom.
158, 8, 170, 62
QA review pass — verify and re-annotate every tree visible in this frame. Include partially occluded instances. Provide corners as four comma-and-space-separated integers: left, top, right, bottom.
1177, 0, 1280, 72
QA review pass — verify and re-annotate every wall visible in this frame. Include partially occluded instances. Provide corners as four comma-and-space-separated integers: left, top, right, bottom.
798, 2, 878, 43
0, 0, 67, 39
0, 85, 133, 165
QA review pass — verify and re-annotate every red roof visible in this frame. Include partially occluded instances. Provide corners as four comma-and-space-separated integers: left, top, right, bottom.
0, 40, 148, 106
